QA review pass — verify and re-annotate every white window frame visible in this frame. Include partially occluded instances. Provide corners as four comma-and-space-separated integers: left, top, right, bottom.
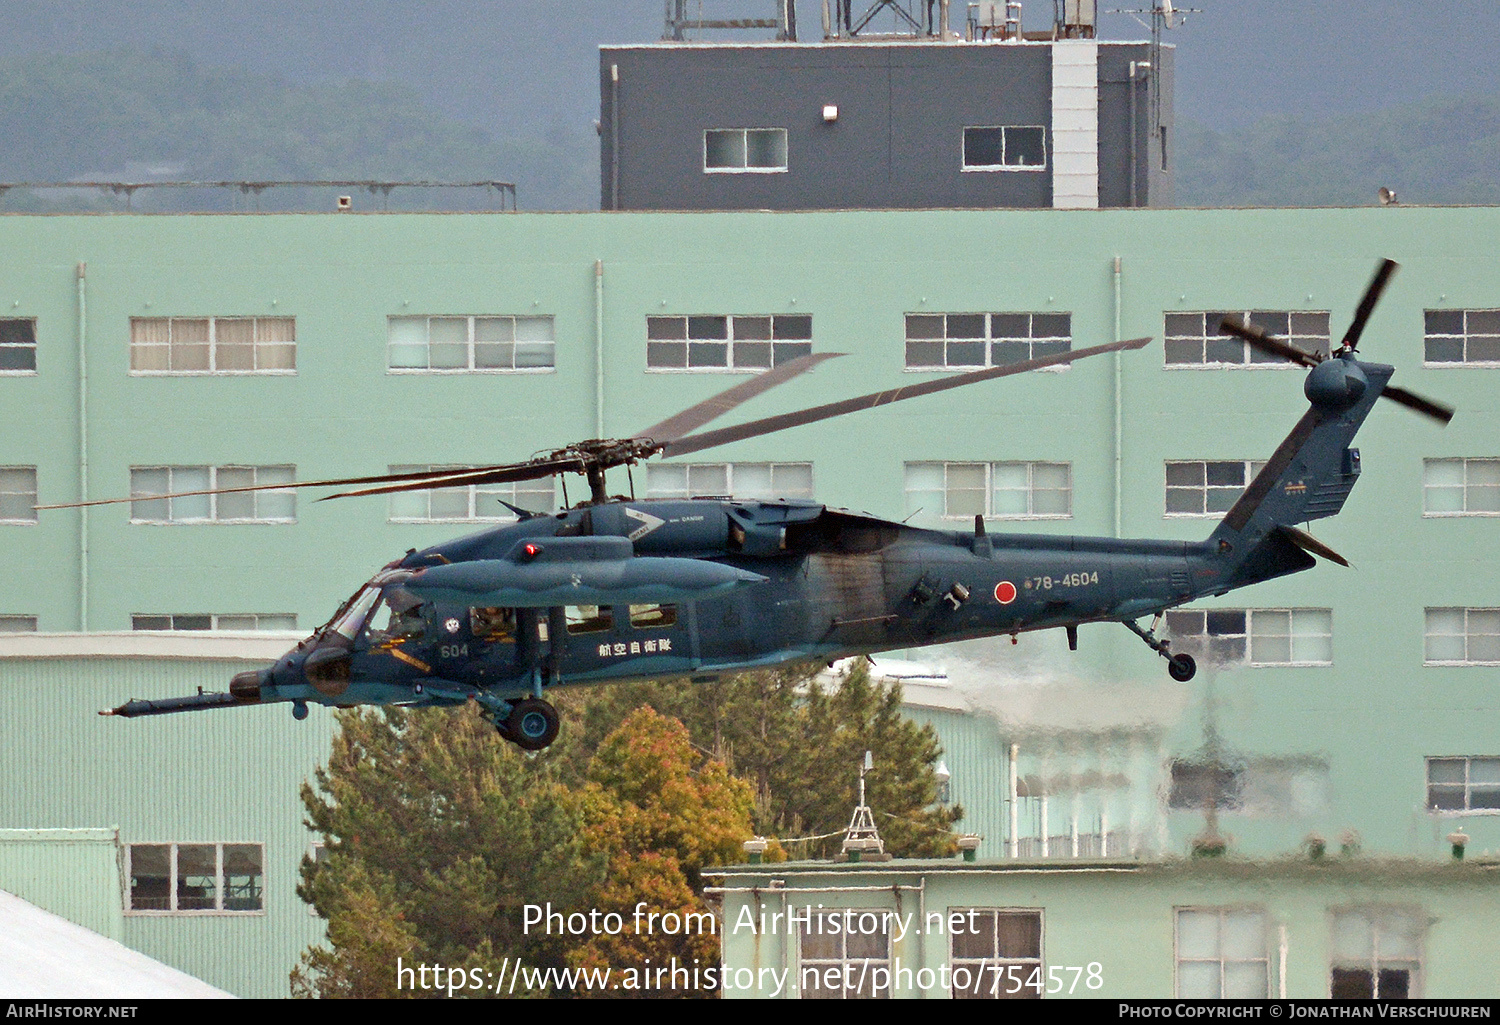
1164, 460, 1267, 518
1423, 309, 1500, 367
1174, 907, 1271, 999
949, 908, 1045, 999
129, 316, 296, 375
1422, 458, 1500, 517
904, 461, 1073, 521
124, 842, 265, 915
1424, 607, 1500, 666
904, 312, 1072, 372
0, 466, 38, 524
0, 615, 38, 632
131, 613, 297, 632
645, 314, 813, 372
386, 464, 555, 522
1425, 756, 1500, 815
1166, 608, 1333, 667
1329, 908, 1423, 999
645, 462, 814, 501
386, 315, 556, 373
129, 466, 296, 524
796, 909, 891, 999
703, 128, 788, 173
961, 125, 1048, 171
0, 317, 37, 374
1164, 310, 1330, 368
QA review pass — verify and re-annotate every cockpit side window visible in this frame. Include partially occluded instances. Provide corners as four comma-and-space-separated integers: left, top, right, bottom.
364, 588, 425, 644
471, 607, 516, 641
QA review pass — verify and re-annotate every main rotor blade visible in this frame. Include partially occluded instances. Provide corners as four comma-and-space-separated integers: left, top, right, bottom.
633, 351, 846, 443
1340, 259, 1399, 351
316, 458, 583, 501
1382, 384, 1454, 425
33, 465, 519, 511
1219, 316, 1323, 368
661, 336, 1152, 458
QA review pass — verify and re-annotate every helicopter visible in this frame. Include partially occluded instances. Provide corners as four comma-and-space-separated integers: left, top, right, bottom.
66, 260, 1451, 751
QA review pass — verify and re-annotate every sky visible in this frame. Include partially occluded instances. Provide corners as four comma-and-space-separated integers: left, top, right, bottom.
3, 0, 1497, 142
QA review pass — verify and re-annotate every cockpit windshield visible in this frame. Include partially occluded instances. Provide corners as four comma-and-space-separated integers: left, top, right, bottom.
330, 587, 381, 641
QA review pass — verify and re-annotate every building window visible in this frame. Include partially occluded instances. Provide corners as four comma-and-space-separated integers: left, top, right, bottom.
951, 909, 1043, 999
1422, 458, 1500, 516
704, 128, 787, 172
646, 315, 811, 371
645, 462, 813, 501
1165, 311, 1330, 367
387, 465, 555, 522
129, 317, 295, 374
1166, 608, 1333, 666
905, 312, 1071, 370
1425, 608, 1500, 665
1176, 909, 1270, 998
905, 462, 1072, 520
0, 615, 38, 632
962, 126, 1047, 170
0, 319, 36, 373
387, 316, 555, 372
1165, 461, 1266, 516
1426, 757, 1500, 814
0, 467, 37, 524
798, 909, 890, 998
129, 466, 295, 523
1330, 909, 1423, 999
125, 842, 264, 914
1168, 756, 1330, 816
1424, 310, 1500, 365
132, 614, 297, 631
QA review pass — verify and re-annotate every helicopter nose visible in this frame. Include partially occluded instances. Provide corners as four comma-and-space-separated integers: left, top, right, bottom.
229, 668, 267, 704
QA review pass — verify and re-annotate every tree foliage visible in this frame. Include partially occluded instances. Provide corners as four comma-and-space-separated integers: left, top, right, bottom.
293, 705, 600, 998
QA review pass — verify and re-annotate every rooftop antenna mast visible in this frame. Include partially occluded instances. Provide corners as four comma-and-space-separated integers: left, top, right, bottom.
842, 749, 886, 860
1107, 1, 1198, 162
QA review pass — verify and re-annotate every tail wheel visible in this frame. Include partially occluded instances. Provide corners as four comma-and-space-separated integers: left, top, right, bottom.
1168, 653, 1197, 682
505, 697, 560, 751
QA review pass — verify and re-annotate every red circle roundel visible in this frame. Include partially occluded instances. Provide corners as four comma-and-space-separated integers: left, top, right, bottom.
994, 581, 1018, 605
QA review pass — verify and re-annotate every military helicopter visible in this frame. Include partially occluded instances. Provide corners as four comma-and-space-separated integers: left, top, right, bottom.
68, 261, 1450, 750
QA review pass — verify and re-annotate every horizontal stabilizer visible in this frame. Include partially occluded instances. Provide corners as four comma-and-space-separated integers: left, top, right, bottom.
1275, 524, 1350, 568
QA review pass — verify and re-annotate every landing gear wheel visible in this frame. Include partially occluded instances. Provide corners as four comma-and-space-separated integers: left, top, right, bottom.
1168, 653, 1197, 682
504, 697, 560, 751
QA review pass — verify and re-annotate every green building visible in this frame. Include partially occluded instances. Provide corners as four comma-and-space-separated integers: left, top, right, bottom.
0, 206, 1496, 995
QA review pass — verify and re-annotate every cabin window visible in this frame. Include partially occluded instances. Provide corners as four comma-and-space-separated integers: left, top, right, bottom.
629, 604, 677, 629
566, 605, 613, 634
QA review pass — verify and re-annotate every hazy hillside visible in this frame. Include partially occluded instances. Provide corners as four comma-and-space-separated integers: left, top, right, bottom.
0, 49, 597, 211
1176, 97, 1500, 207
